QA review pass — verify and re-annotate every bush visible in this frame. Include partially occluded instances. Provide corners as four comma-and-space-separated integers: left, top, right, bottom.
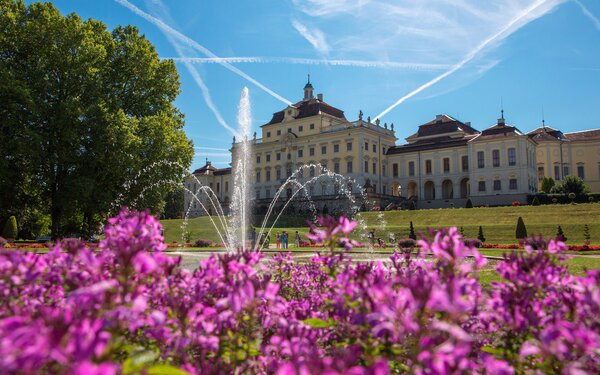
477, 226, 486, 243
540, 176, 555, 193
465, 198, 473, 208
516, 216, 527, 239
550, 175, 591, 195
463, 238, 482, 248
397, 238, 417, 248
409, 201, 417, 210
2, 216, 18, 240
556, 225, 567, 242
583, 224, 591, 246
531, 196, 540, 206
408, 221, 416, 240
194, 238, 212, 247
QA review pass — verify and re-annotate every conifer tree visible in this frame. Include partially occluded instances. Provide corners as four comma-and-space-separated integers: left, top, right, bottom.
408, 221, 416, 240
556, 225, 567, 242
477, 226, 485, 243
516, 217, 527, 240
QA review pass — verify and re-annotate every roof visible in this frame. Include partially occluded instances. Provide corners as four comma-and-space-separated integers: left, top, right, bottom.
192, 162, 217, 174
408, 114, 479, 139
266, 98, 346, 125
527, 126, 566, 141
473, 119, 524, 140
564, 129, 600, 141
214, 167, 232, 176
386, 137, 473, 155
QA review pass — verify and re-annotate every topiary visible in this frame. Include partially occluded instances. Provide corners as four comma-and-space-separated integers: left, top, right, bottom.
194, 238, 212, 248
459, 226, 465, 236
397, 238, 417, 248
531, 196, 540, 206
2, 216, 18, 240
465, 199, 473, 208
516, 216, 527, 240
408, 221, 416, 240
583, 224, 591, 246
556, 225, 567, 242
409, 201, 416, 210
463, 238, 482, 248
477, 226, 486, 243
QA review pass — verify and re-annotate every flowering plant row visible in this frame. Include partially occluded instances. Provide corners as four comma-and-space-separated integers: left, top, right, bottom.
0, 209, 598, 374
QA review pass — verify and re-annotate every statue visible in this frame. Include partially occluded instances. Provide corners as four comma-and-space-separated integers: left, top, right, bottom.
253, 131, 257, 140
358, 110, 363, 121
367, 116, 371, 123
233, 136, 236, 143
391, 123, 394, 131
375, 118, 380, 126
384, 122, 388, 129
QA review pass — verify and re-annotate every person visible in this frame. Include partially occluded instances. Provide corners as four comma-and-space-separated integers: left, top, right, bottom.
377, 237, 384, 248
251, 228, 256, 250
263, 234, 270, 249
368, 229, 375, 248
281, 231, 288, 249
295, 230, 300, 247
276, 232, 281, 249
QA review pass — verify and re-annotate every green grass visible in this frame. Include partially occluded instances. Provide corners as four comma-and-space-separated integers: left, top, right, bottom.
161, 203, 600, 245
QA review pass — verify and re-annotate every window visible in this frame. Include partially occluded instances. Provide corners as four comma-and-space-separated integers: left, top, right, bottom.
309, 147, 315, 157
266, 189, 270, 199
493, 180, 501, 191
426, 160, 432, 174
298, 149, 303, 158
383, 185, 387, 195
382, 165, 386, 177
276, 169, 281, 180
267, 132, 271, 138
554, 165, 560, 180
334, 162, 340, 174
216, 183, 220, 193
266, 170, 271, 181
287, 128, 292, 133
383, 147, 386, 154
310, 123, 315, 130
225, 181, 229, 192
256, 155, 261, 163
276, 153, 281, 161
393, 163, 399, 177
509, 178, 517, 190
364, 160, 369, 173
443, 158, 450, 173
347, 142, 353, 151
287, 168, 292, 178
408, 161, 415, 176
309, 166, 315, 177
287, 153, 291, 160
478, 181, 486, 192
256, 171, 261, 183
365, 142, 369, 151
266, 154, 271, 162
372, 162, 377, 174
277, 130, 281, 136
256, 190, 260, 199
347, 161, 353, 173
493, 150, 500, 167
462, 156, 469, 171
538, 166, 544, 181
477, 151, 485, 169
372, 144, 377, 152
508, 148, 516, 166
299, 125, 303, 132
321, 145, 327, 154
578, 165, 585, 179
333, 144, 340, 153
563, 165, 570, 177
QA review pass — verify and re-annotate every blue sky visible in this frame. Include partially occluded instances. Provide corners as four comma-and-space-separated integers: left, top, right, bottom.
40, 0, 600, 170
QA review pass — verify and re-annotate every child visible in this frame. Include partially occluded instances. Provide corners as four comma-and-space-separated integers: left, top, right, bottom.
295, 231, 300, 247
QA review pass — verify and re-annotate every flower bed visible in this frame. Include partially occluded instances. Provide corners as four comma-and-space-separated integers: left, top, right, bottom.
0, 209, 598, 374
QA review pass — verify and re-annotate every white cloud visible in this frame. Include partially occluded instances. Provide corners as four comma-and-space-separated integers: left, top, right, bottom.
292, 20, 330, 55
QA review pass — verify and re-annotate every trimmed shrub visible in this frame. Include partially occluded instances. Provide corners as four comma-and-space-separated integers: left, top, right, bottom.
409, 201, 416, 210
459, 226, 465, 236
477, 226, 486, 243
194, 238, 212, 247
465, 199, 473, 208
550, 175, 591, 195
556, 225, 567, 242
516, 217, 527, 240
463, 238, 482, 248
2, 216, 18, 240
397, 238, 416, 248
583, 224, 591, 246
408, 221, 416, 240
531, 196, 540, 206
540, 176, 555, 193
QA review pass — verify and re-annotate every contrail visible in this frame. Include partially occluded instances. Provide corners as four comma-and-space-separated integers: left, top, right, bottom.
376, 0, 559, 120
166, 56, 452, 71
194, 146, 230, 151
115, 0, 292, 106
574, 0, 600, 31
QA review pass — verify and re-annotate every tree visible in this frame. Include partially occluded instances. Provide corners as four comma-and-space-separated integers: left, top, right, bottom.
556, 225, 567, 242
465, 199, 473, 208
550, 175, 590, 195
540, 177, 555, 194
477, 226, 486, 243
0, 1, 193, 238
408, 221, 416, 240
409, 201, 416, 210
2, 216, 18, 240
516, 217, 527, 240
161, 187, 185, 219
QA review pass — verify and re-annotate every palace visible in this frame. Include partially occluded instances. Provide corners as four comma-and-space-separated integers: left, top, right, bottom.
184, 79, 600, 216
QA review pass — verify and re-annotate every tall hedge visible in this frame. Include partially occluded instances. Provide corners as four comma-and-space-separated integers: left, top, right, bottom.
516, 216, 527, 240
2, 216, 18, 240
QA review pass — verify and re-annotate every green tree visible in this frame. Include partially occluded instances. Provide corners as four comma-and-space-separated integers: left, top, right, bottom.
409, 201, 416, 210
583, 224, 591, 246
2, 216, 18, 240
0, 1, 193, 238
408, 221, 416, 240
161, 187, 184, 219
516, 216, 528, 240
556, 225, 567, 242
550, 175, 590, 195
477, 226, 485, 243
540, 177, 555, 194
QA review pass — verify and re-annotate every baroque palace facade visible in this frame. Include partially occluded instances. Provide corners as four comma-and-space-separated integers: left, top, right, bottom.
184, 80, 600, 216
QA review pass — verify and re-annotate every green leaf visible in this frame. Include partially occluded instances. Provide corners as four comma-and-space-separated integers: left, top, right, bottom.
302, 318, 332, 328
146, 364, 190, 375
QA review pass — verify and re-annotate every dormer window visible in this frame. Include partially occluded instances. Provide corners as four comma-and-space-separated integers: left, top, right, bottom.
287, 110, 292, 115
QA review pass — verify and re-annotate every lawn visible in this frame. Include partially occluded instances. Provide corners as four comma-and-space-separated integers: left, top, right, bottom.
161, 203, 600, 245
